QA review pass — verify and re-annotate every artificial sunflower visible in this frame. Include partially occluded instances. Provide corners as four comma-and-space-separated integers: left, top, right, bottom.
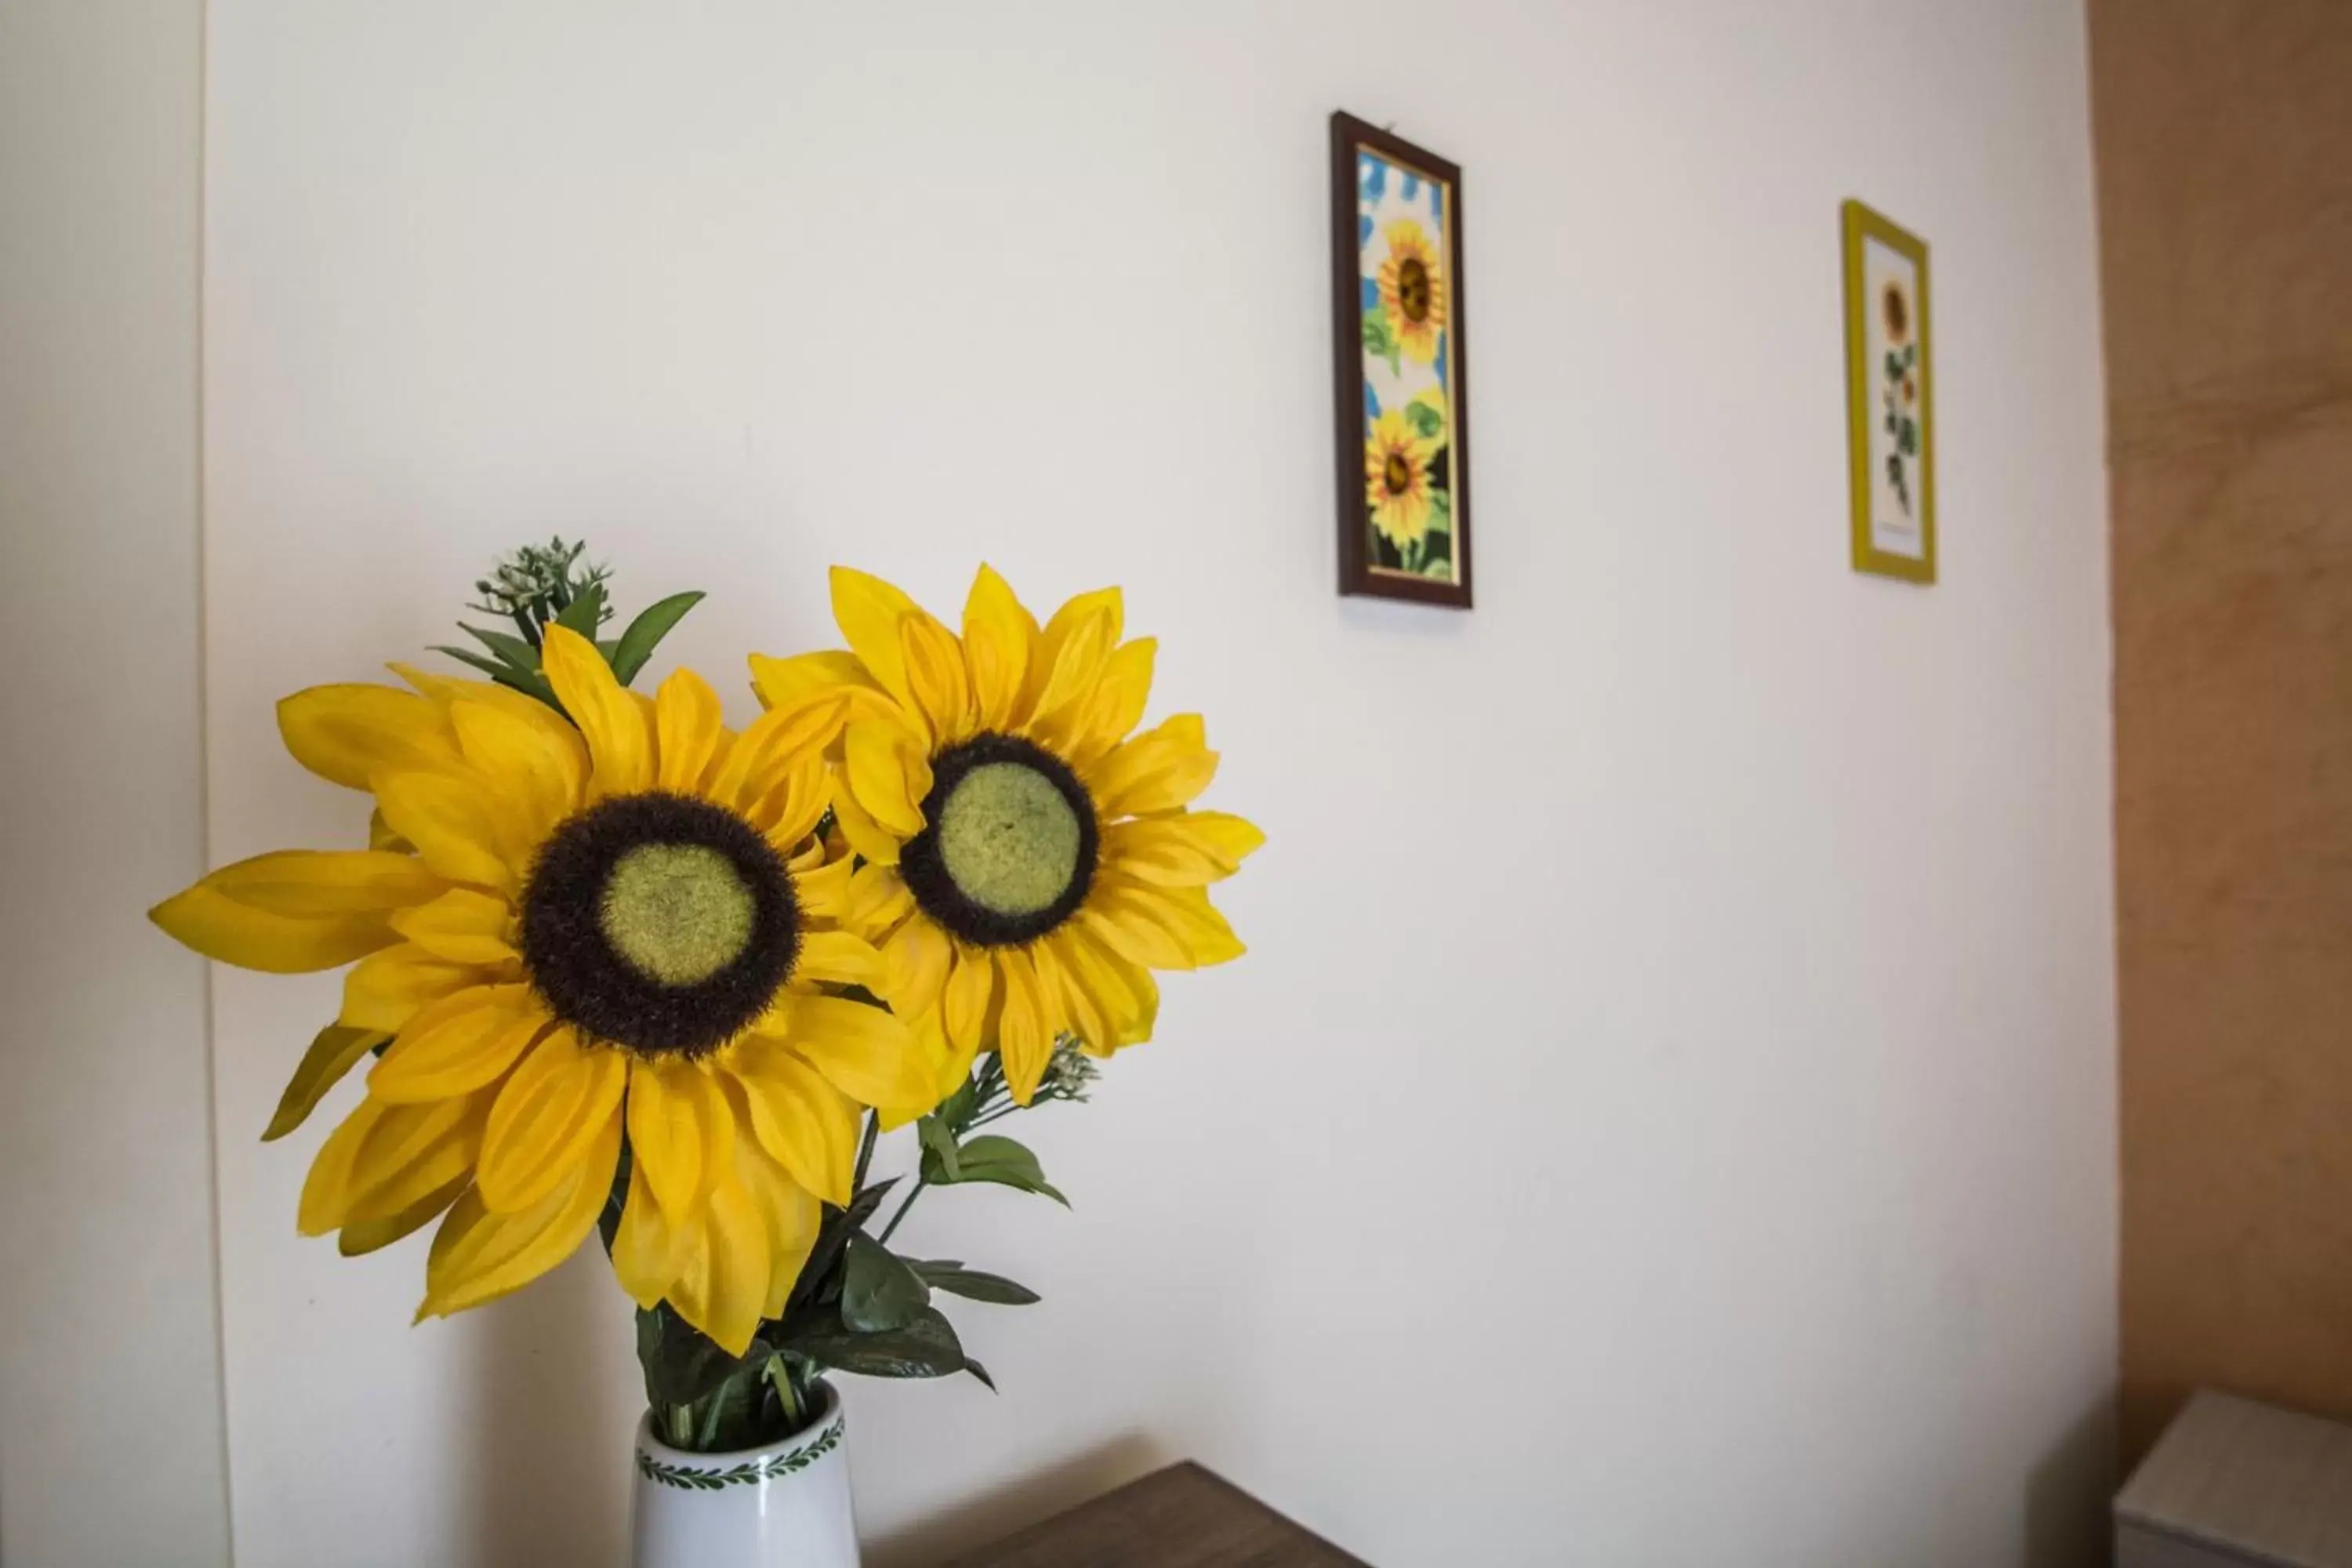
1882, 280, 1910, 344
1377, 219, 1449, 365
152, 626, 939, 1354
748, 567, 1262, 1105
1364, 410, 1439, 549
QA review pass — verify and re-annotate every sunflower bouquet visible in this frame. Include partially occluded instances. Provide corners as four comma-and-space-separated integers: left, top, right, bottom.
154, 541, 1258, 1454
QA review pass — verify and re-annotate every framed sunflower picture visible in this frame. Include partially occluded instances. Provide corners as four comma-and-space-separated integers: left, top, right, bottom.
1330, 111, 1472, 608
1842, 199, 1935, 583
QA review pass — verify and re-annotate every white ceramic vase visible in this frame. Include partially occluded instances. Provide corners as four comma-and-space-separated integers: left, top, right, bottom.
630, 1383, 859, 1568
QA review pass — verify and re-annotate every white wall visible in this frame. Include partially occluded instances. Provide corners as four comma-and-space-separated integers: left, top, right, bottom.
201, 2, 2115, 1564
0, 3, 232, 1565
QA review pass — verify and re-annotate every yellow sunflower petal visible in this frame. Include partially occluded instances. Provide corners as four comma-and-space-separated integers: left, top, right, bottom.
710, 701, 839, 821
1044, 931, 1112, 1058
1025, 597, 1120, 748
338, 1171, 469, 1257
829, 566, 924, 710
387, 887, 519, 967
374, 771, 516, 893
262, 1024, 390, 1142
844, 863, 915, 931
996, 947, 1053, 1105
750, 648, 882, 712
611, 1155, 688, 1308
391, 662, 571, 730
725, 1044, 858, 1206
540, 625, 652, 799
1067, 637, 1156, 768
418, 1110, 621, 1321
341, 945, 510, 1034
828, 771, 902, 866
277, 684, 460, 792
1085, 713, 1218, 820
1057, 924, 1152, 1049
654, 666, 728, 795
1100, 811, 1265, 887
1076, 879, 1193, 971
794, 851, 857, 922
900, 611, 974, 746
1111, 960, 1159, 1051
368, 984, 545, 1104
1015, 586, 1121, 724
881, 916, 951, 1018
197, 848, 446, 916
666, 1166, 771, 1356
765, 993, 935, 1116
300, 1092, 484, 1234
842, 721, 929, 838
477, 1029, 627, 1214
1125, 882, 1247, 967
752, 758, 830, 849
793, 927, 885, 992
735, 1135, 822, 1318
941, 945, 996, 1073
344, 1094, 488, 1225
919, 1005, 976, 1103
448, 699, 586, 851
151, 849, 442, 974
961, 564, 1036, 732
626, 1058, 731, 1222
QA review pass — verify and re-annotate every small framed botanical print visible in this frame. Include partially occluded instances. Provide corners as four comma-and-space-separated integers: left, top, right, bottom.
1331, 111, 1472, 608
1842, 199, 1934, 584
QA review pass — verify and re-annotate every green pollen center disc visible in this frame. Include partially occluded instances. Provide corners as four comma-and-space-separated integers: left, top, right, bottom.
598, 842, 756, 987
936, 761, 1082, 916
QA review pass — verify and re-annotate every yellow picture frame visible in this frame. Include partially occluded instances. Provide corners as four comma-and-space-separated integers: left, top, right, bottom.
1842, 200, 1935, 584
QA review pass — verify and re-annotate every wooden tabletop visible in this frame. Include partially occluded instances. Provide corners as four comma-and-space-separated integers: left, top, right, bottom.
945, 1461, 1367, 1567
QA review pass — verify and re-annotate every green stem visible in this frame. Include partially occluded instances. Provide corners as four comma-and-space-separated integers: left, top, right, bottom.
768, 1355, 803, 1429
876, 1176, 928, 1246
666, 1403, 694, 1449
851, 1112, 878, 1193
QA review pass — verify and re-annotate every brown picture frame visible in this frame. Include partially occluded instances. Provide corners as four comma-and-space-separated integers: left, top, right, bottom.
1330, 111, 1473, 609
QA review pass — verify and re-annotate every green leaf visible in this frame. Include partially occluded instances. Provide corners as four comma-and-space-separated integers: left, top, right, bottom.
636, 1305, 761, 1412
459, 622, 543, 674
1897, 422, 1918, 456
964, 1359, 997, 1392
789, 1305, 970, 1381
1423, 559, 1454, 580
432, 647, 557, 706
841, 1235, 931, 1333
1403, 400, 1444, 440
934, 1067, 986, 1135
553, 580, 606, 637
1885, 351, 1903, 379
912, 1263, 1041, 1306
609, 590, 706, 686
916, 1116, 962, 1181
927, 1134, 1069, 1207
1425, 488, 1453, 537
1360, 310, 1396, 358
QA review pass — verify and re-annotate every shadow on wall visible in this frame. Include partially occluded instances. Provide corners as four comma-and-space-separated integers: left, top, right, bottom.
459, 1247, 633, 1566
865, 1430, 1173, 1568
2023, 1394, 2117, 1568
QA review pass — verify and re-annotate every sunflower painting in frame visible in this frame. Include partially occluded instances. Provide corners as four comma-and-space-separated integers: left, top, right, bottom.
1841, 198, 1935, 583
1330, 111, 1474, 608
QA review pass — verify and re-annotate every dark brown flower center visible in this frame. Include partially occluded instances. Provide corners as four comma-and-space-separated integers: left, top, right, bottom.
1383, 452, 1414, 495
1398, 257, 1432, 322
899, 734, 1098, 948
520, 792, 798, 1058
